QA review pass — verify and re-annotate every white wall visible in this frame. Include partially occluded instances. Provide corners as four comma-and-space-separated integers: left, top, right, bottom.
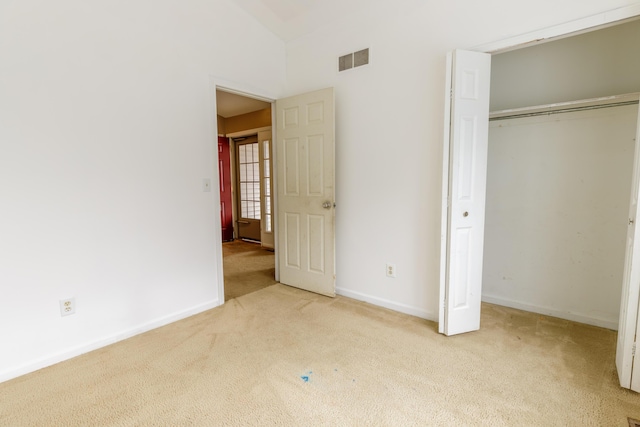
284, 0, 639, 319
3, 0, 639, 384
483, 105, 637, 329
484, 17, 640, 329
491, 18, 640, 111
0, 0, 285, 382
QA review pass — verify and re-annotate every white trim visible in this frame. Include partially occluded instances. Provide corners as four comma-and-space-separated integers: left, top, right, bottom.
271, 107, 279, 282
217, 87, 275, 104
336, 287, 436, 322
438, 51, 453, 334
213, 77, 279, 103
209, 77, 227, 307
226, 126, 273, 138
440, 5, 640, 334
209, 78, 226, 306
474, 5, 640, 54
209, 75, 278, 306
0, 299, 219, 384
490, 92, 640, 119
481, 294, 618, 331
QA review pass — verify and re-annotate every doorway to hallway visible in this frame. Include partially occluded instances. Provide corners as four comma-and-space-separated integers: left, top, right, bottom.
223, 240, 276, 301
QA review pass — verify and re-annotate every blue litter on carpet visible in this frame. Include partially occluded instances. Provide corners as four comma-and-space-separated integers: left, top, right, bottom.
300, 371, 313, 382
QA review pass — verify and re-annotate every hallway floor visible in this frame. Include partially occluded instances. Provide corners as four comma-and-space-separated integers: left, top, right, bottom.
223, 240, 277, 301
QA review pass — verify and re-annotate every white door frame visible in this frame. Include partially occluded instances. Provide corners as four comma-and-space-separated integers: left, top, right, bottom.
441, 2, 640, 384
473, 5, 640, 54
226, 128, 273, 244
208, 78, 280, 306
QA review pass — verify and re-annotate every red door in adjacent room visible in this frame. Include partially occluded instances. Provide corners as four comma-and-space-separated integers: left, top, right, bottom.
218, 136, 233, 242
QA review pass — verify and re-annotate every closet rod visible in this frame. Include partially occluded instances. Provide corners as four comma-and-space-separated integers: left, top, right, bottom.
489, 100, 639, 122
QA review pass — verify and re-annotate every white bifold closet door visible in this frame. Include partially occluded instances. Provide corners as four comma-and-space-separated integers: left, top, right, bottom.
617, 100, 640, 392
439, 49, 492, 336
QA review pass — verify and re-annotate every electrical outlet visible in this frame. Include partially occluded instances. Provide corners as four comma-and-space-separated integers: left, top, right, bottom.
386, 263, 396, 278
59, 298, 76, 317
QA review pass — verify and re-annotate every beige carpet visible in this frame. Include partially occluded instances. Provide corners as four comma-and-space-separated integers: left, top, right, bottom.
1, 284, 640, 426
223, 240, 276, 301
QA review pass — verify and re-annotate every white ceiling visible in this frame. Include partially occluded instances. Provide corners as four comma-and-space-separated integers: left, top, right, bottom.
218, 0, 374, 116
228, 0, 373, 42
216, 90, 271, 118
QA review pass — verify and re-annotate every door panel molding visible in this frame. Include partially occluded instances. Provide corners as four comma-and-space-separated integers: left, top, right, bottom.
616, 105, 640, 391
276, 87, 336, 297
440, 50, 491, 336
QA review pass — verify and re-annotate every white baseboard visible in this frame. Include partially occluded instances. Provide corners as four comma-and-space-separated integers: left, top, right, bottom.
0, 299, 220, 384
481, 294, 618, 331
336, 287, 437, 322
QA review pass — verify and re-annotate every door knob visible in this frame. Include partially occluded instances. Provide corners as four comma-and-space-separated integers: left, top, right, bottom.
463, 211, 469, 217
323, 201, 332, 209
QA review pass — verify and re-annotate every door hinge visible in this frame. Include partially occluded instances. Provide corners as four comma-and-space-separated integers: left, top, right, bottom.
633, 342, 637, 357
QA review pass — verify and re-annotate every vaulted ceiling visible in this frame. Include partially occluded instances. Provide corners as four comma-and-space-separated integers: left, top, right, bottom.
228, 0, 373, 42
219, 0, 376, 117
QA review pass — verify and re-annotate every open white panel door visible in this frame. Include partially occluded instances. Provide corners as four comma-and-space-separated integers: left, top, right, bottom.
616, 106, 640, 391
275, 88, 335, 297
439, 50, 491, 336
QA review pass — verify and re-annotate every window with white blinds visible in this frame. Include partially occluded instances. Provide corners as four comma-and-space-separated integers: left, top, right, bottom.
238, 142, 261, 220
263, 140, 272, 232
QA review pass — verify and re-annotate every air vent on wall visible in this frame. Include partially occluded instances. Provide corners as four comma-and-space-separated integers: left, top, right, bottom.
339, 48, 369, 72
